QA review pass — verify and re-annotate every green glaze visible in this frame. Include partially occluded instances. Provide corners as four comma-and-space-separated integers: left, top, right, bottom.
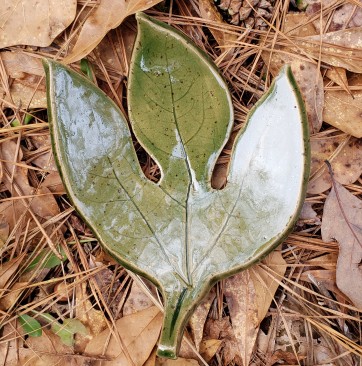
44, 12, 309, 359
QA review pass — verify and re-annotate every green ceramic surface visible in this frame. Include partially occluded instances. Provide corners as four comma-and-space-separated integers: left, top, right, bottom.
44, 12, 309, 359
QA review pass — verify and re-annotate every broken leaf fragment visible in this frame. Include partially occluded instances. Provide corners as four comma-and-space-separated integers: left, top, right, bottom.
44, 13, 309, 359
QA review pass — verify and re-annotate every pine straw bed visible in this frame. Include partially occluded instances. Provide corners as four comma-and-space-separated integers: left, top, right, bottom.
0, 0, 361, 365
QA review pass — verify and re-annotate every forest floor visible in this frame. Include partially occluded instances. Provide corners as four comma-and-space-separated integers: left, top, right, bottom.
0, 0, 361, 365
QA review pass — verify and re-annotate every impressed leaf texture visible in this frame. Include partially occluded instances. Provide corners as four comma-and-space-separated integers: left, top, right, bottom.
45, 13, 309, 358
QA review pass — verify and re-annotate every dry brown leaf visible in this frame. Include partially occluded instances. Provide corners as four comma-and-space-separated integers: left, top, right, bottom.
96, 24, 136, 76
308, 135, 362, 194
143, 347, 157, 366
75, 283, 108, 352
199, 339, 222, 363
321, 180, 362, 309
330, 2, 362, 31
22, 328, 80, 366
314, 1, 362, 32
42, 171, 66, 195
85, 306, 162, 366
0, 281, 28, 310
64, 0, 163, 64
299, 269, 338, 293
0, 1, 76, 48
27, 135, 57, 171
123, 279, 154, 316
1, 79, 47, 109
270, 349, 306, 365
284, 12, 317, 37
0, 254, 26, 289
188, 289, 215, 351
224, 273, 258, 366
0, 139, 60, 219
223, 250, 286, 366
263, 12, 323, 133
323, 76, 362, 137
252, 250, 287, 320
307, 253, 338, 270
156, 357, 199, 366
326, 67, 350, 92
204, 316, 242, 365
298, 202, 321, 225
0, 215, 9, 248
1, 51, 44, 77
0, 51, 47, 109
300, 27, 362, 73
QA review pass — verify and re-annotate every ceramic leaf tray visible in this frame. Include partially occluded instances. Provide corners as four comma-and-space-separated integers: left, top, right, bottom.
44, 12, 309, 359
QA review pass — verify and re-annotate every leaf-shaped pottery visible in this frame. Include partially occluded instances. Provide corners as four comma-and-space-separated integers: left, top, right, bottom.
44, 13, 309, 359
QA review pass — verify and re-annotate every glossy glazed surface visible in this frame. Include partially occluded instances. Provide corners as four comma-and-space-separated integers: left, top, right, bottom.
45, 12, 309, 359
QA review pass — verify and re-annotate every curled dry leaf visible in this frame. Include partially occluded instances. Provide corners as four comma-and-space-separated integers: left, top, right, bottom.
199, 339, 222, 363
0, 51, 46, 108
223, 250, 287, 366
85, 306, 162, 366
323, 74, 362, 138
64, 0, 163, 64
321, 180, 362, 310
0, 0, 77, 48
308, 135, 362, 194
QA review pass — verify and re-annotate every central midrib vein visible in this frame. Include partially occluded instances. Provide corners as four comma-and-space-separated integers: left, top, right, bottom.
165, 50, 193, 286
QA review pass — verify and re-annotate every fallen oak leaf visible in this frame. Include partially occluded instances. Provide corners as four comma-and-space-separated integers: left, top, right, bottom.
0, 0, 77, 48
323, 73, 362, 138
307, 135, 362, 194
321, 162, 362, 310
64, 0, 163, 64
85, 306, 162, 366
299, 27, 362, 73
